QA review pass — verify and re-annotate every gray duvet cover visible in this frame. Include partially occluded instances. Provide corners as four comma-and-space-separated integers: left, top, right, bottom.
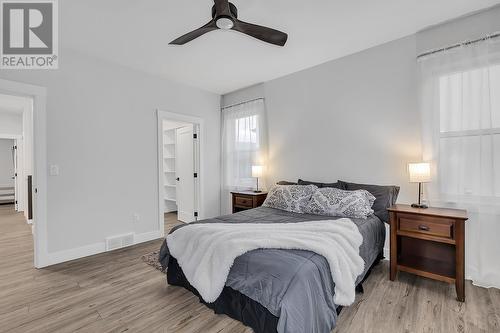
160, 206, 385, 333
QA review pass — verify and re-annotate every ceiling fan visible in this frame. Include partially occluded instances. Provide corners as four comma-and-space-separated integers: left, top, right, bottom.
169, 0, 288, 46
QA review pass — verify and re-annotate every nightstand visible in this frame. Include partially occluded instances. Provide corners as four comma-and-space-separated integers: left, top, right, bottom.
231, 191, 268, 213
388, 204, 468, 302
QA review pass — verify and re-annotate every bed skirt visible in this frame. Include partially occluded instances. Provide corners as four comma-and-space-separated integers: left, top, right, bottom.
166, 253, 384, 333
167, 256, 279, 333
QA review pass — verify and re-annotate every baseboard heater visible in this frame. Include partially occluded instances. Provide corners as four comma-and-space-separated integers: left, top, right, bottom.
0, 186, 15, 205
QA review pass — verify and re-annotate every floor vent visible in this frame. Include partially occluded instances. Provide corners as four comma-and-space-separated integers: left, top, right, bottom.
105, 233, 135, 251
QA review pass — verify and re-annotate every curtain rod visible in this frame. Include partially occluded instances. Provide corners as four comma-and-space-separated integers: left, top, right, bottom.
417, 31, 500, 59
221, 97, 264, 110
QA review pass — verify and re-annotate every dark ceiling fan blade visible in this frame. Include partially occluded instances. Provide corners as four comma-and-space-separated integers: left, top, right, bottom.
232, 20, 288, 46
214, 0, 232, 17
169, 20, 218, 45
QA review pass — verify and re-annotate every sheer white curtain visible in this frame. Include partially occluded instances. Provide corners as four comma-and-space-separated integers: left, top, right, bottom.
419, 37, 500, 288
221, 99, 268, 214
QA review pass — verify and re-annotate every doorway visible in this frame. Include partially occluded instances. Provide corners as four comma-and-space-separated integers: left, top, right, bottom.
157, 110, 203, 234
0, 94, 34, 221
0, 79, 47, 268
0, 139, 15, 206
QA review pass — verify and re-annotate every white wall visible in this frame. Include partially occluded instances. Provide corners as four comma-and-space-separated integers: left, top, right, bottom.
0, 112, 22, 135
223, 36, 420, 204
0, 48, 220, 257
0, 139, 14, 186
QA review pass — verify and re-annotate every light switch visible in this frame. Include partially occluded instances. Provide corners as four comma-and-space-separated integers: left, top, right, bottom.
49, 164, 59, 176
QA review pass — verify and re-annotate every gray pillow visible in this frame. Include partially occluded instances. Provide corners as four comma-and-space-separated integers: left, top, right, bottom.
337, 180, 400, 223
305, 188, 376, 219
263, 184, 318, 213
276, 180, 297, 185
297, 179, 344, 189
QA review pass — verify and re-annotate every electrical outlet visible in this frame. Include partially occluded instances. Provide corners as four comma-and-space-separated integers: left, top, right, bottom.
133, 213, 140, 224
49, 164, 59, 176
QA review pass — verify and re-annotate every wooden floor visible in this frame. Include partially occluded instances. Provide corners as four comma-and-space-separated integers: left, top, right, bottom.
0, 205, 499, 333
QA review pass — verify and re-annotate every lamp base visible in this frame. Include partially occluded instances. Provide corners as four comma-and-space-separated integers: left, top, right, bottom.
411, 203, 428, 209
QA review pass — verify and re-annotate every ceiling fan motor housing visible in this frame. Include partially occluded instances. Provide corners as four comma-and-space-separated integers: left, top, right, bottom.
212, 2, 238, 20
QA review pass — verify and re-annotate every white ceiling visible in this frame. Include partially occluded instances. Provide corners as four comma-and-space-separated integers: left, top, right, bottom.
62, 0, 500, 94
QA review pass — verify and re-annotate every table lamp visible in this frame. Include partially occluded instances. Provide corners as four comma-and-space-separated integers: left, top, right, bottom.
252, 165, 263, 193
408, 162, 431, 209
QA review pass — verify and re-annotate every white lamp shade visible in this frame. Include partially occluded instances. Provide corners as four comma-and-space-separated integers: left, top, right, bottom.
252, 165, 263, 178
408, 163, 431, 183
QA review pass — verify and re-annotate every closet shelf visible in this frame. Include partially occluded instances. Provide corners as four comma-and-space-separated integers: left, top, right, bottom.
165, 184, 176, 188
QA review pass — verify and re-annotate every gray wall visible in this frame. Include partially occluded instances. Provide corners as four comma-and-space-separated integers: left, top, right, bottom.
417, 5, 500, 54
221, 5, 500, 205
223, 36, 420, 204
0, 112, 22, 135
0, 48, 221, 255
264, 35, 419, 203
0, 139, 14, 187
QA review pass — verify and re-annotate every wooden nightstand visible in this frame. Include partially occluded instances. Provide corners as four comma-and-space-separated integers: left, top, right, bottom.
231, 191, 268, 213
388, 204, 468, 302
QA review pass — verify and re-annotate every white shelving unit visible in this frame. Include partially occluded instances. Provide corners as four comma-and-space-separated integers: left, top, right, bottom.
163, 128, 177, 213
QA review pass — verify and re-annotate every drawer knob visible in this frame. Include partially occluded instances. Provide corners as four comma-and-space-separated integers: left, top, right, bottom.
418, 224, 430, 231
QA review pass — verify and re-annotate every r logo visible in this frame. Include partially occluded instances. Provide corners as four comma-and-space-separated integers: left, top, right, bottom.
2, 2, 53, 54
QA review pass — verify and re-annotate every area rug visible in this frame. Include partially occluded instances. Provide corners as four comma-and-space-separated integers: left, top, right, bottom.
141, 251, 166, 273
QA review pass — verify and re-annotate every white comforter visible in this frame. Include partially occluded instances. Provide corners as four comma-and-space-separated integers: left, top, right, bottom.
166, 218, 364, 306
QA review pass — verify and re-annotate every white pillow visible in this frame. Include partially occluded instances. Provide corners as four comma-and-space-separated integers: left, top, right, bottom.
263, 184, 318, 213
305, 187, 376, 219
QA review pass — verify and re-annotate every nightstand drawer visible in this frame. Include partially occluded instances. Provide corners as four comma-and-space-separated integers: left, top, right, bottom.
398, 214, 453, 239
234, 196, 253, 208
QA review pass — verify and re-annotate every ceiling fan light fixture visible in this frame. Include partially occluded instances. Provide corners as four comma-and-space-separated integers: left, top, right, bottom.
216, 17, 234, 30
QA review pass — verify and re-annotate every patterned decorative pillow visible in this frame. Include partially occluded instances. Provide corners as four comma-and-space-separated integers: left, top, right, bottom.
263, 184, 318, 213
304, 188, 376, 219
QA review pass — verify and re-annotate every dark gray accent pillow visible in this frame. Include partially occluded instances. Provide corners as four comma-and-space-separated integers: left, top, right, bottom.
337, 180, 400, 223
297, 179, 324, 187
322, 182, 345, 189
297, 179, 344, 189
276, 181, 297, 185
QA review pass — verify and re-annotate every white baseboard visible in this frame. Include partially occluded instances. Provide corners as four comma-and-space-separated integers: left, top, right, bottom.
41, 242, 105, 267
134, 230, 164, 243
39, 230, 164, 268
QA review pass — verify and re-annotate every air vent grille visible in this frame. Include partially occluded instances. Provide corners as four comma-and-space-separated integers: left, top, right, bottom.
105, 233, 135, 251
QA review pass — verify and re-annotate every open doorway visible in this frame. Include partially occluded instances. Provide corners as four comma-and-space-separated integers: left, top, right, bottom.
0, 94, 34, 222
0, 79, 47, 268
157, 110, 203, 235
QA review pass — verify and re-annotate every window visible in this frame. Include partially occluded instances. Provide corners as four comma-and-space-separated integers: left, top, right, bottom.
221, 99, 268, 213
419, 37, 500, 289
234, 115, 260, 185
438, 64, 500, 197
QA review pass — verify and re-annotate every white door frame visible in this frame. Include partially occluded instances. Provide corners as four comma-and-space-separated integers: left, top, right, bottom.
0, 79, 47, 268
156, 110, 204, 235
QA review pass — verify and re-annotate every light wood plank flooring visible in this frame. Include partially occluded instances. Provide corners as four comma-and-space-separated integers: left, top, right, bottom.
0, 205, 499, 332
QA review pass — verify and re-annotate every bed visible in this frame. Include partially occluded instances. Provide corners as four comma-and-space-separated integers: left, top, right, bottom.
159, 200, 389, 333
